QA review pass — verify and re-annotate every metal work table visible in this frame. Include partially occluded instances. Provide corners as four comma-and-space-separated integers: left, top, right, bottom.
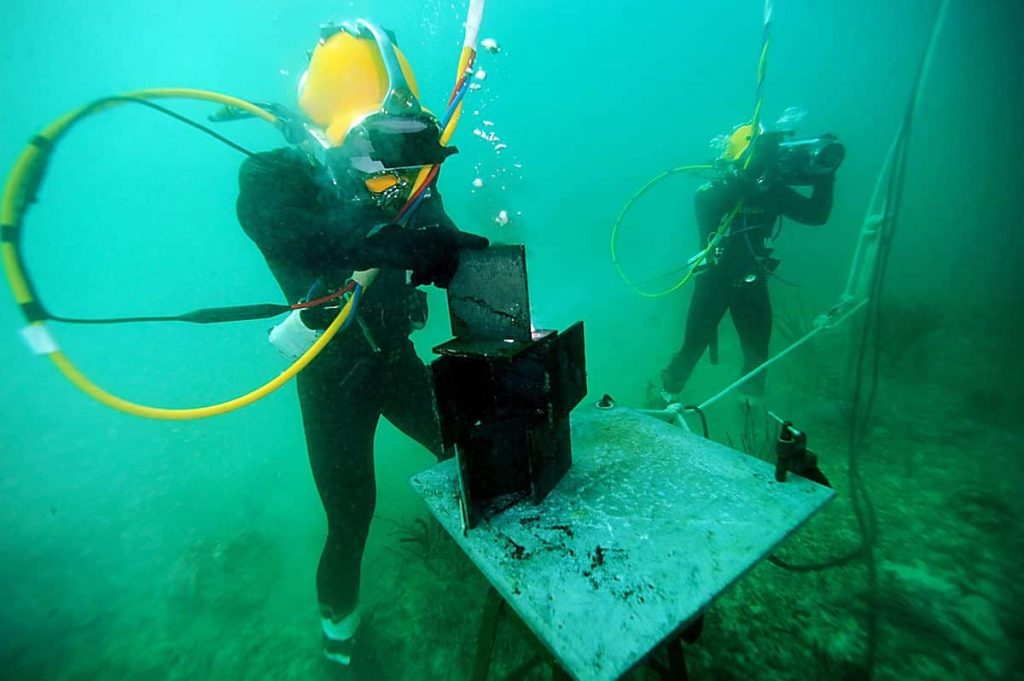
411, 401, 835, 681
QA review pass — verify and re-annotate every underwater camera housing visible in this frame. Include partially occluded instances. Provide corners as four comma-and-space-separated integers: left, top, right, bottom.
769, 132, 845, 185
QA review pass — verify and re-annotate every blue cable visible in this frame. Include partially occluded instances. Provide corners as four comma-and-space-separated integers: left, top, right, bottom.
441, 78, 471, 128
303, 276, 324, 301
399, 78, 471, 228
400, 191, 428, 226
339, 284, 363, 333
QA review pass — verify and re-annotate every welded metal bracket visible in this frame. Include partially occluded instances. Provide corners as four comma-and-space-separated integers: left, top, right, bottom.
431, 245, 587, 530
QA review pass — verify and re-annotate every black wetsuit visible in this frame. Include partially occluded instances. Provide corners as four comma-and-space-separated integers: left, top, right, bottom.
236, 147, 450, 621
663, 174, 834, 396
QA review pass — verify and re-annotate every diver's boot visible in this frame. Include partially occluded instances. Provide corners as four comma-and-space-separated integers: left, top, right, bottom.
645, 380, 683, 410
321, 608, 361, 670
320, 609, 387, 680
644, 381, 667, 409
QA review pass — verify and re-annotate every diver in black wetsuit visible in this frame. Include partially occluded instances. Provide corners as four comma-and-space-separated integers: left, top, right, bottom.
662, 124, 835, 399
235, 21, 487, 670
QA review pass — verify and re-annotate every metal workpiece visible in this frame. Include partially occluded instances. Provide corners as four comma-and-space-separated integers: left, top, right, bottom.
431, 322, 587, 528
446, 244, 532, 342
411, 403, 835, 681
434, 244, 587, 529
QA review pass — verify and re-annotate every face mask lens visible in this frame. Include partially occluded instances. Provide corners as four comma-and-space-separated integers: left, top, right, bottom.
361, 115, 445, 169
367, 116, 431, 136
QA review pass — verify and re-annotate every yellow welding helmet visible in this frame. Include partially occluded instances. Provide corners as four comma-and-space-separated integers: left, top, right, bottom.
298, 20, 424, 147
722, 122, 762, 162
296, 20, 456, 206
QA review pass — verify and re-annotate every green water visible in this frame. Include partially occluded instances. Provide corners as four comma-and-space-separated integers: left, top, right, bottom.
1, 1, 1021, 678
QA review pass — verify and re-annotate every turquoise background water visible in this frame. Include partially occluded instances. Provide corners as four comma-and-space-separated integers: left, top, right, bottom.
1, 1, 1021, 678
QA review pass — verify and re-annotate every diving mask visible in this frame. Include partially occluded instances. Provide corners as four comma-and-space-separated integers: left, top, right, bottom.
304, 113, 455, 206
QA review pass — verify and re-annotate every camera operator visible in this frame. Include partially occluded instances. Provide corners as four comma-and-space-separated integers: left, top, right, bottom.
659, 123, 840, 403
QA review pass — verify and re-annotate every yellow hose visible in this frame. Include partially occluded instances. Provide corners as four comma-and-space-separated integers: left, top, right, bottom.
4, 31, 477, 419
0, 88, 361, 420
442, 46, 476, 145
408, 45, 476, 199
613, 1, 772, 298
610, 165, 713, 298
47, 293, 355, 420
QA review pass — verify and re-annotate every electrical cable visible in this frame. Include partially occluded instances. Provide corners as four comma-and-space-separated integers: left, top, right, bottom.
761, 4, 950, 675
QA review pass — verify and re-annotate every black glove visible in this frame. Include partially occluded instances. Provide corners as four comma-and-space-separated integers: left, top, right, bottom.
357, 222, 490, 288
812, 168, 837, 186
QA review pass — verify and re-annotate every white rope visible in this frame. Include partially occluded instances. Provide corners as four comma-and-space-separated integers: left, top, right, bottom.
694, 297, 868, 411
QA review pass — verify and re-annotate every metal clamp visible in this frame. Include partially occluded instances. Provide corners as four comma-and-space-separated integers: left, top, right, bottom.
769, 413, 831, 487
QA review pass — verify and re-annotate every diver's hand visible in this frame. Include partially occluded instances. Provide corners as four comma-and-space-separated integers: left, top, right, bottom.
812, 168, 837, 186
358, 223, 489, 289
409, 226, 490, 288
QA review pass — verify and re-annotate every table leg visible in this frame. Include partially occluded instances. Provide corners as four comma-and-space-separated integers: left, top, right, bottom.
551, 664, 572, 680
666, 639, 689, 681
472, 586, 505, 681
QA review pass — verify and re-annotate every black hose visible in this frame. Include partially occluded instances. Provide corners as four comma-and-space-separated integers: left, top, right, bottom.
767, 106, 912, 679
766, 6, 946, 668
80, 95, 257, 157
683, 405, 710, 438
48, 302, 293, 325
27, 95, 277, 326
